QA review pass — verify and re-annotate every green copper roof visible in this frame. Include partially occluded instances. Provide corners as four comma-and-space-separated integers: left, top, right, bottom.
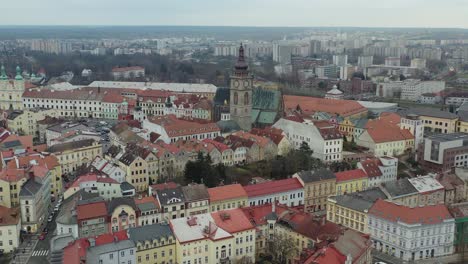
0, 65, 6, 80
15, 66, 23, 80
252, 88, 281, 111
258, 111, 278, 124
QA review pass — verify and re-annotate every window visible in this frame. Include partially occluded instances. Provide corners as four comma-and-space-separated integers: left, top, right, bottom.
121, 251, 125, 257
110, 254, 113, 260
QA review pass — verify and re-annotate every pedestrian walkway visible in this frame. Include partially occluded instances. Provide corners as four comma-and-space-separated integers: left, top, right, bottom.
31, 250, 48, 257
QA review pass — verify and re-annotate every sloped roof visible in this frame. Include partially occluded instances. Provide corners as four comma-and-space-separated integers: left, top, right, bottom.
211, 208, 255, 234
369, 199, 453, 225
295, 168, 336, 183
335, 169, 367, 183
243, 178, 303, 198
208, 184, 247, 202
182, 184, 210, 202
76, 201, 107, 221
284, 95, 367, 117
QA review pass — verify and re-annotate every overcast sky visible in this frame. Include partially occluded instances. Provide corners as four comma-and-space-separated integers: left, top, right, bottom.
2, 0, 467, 28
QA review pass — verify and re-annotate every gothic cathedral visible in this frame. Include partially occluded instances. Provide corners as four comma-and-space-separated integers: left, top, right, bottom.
230, 44, 253, 131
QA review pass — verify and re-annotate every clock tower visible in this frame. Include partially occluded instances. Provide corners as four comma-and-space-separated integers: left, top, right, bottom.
230, 44, 253, 131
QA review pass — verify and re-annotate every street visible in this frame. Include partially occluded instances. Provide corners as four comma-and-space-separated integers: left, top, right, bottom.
9, 203, 59, 264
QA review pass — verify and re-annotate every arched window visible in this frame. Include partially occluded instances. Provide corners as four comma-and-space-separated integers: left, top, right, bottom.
234, 92, 238, 105
244, 92, 249, 105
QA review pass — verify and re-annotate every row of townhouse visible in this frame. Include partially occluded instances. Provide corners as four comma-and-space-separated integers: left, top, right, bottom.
22, 86, 214, 122
61, 202, 372, 264
293, 156, 398, 212
325, 173, 462, 262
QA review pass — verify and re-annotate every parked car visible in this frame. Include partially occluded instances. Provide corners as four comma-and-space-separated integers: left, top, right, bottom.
42, 227, 48, 234
39, 233, 46, 240
47, 215, 53, 222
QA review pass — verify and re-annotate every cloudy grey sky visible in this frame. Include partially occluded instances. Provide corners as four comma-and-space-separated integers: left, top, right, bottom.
2, 0, 467, 28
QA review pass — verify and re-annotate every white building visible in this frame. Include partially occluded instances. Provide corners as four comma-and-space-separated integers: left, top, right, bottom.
0, 206, 21, 253
357, 156, 398, 187
111, 66, 145, 80
358, 55, 374, 68
376, 79, 445, 101
142, 115, 220, 144
243, 178, 304, 207
400, 114, 424, 146
86, 239, 136, 264
333, 54, 348, 67
273, 118, 343, 162
368, 200, 455, 262
91, 156, 126, 183
63, 173, 123, 201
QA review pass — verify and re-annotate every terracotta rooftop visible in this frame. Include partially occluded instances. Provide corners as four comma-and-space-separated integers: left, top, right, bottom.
76, 200, 108, 221
335, 169, 367, 183
359, 158, 383, 178
0, 206, 20, 226
284, 95, 367, 117
148, 115, 220, 138
208, 184, 248, 202
243, 178, 303, 198
369, 199, 453, 225
211, 208, 256, 234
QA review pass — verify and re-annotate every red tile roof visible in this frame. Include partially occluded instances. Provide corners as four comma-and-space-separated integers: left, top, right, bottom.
250, 127, 285, 145
359, 158, 383, 178
284, 95, 367, 117
0, 168, 27, 182
134, 195, 161, 209
335, 169, 367, 183
369, 199, 453, 225
148, 115, 220, 138
76, 201, 107, 221
62, 238, 90, 264
151, 182, 179, 192
2, 134, 33, 149
211, 208, 255, 234
202, 139, 231, 152
366, 125, 414, 143
94, 230, 128, 246
232, 131, 271, 148
0, 206, 20, 226
303, 247, 346, 264
243, 178, 303, 198
208, 184, 248, 202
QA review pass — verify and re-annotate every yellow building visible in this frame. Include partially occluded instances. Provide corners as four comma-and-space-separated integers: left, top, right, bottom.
417, 112, 458, 134
7, 109, 59, 138
0, 169, 28, 208
208, 184, 248, 212
293, 168, 336, 212
0, 206, 21, 253
357, 126, 414, 157
128, 224, 176, 264
118, 153, 149, 193
0, 65, 24, 111
335, 169, 368, 195
327, 195, 372, 234
46, 139, 102, 175
457, 119, 468, 133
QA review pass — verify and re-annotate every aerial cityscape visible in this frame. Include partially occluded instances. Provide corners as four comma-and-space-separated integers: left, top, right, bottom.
1, 1, 468, 264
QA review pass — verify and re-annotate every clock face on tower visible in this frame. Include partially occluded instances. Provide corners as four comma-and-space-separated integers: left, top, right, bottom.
233, 80, 240, 88
243, 80, 250, 88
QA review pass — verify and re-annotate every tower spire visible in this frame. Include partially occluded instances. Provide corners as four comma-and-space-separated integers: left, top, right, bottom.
234, 43, 248, 72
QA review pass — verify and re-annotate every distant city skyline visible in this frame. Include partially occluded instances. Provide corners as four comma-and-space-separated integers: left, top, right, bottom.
2, 0, 468, 28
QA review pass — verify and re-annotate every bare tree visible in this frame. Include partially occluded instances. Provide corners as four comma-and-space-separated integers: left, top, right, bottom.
266, 234, 297, 264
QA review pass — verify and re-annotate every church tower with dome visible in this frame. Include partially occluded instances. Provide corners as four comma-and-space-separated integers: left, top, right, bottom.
0, 65, 25, 110
229, 44, 254, 131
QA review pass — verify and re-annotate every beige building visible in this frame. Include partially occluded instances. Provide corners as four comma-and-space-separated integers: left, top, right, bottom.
0, 169, 28, 208
327, 188, 387, 234
293, 168, 336, 212
47, 139, 101, 175
7, 109, 59, 138
208, 184, 248, 212
0, 65, 24, 111
0, 206, 21, 253
128, 224, 176, 264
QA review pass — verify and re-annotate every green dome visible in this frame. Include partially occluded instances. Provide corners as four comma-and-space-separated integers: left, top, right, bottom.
0, 65, 7, 80
15, 66, 23, 80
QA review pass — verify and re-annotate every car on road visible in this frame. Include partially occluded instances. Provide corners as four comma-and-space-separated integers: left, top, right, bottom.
39, 233, 46, 240
42, 227, 48, 234
47, 215, 53, 222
